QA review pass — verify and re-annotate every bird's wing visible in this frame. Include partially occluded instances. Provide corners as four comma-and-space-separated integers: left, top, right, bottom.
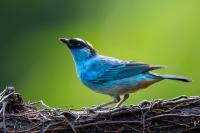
86, 57, 164, 84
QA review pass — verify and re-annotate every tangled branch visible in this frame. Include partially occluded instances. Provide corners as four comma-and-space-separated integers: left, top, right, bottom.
0, 87, 200, 133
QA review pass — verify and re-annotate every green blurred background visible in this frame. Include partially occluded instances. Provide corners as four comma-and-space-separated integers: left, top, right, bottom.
0, 0, 199, 108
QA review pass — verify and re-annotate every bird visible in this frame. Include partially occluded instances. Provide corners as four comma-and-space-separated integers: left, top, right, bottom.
60, 38, 191, 110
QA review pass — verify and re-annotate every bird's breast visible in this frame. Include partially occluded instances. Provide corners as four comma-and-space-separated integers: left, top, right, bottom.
75, 62, 97, 88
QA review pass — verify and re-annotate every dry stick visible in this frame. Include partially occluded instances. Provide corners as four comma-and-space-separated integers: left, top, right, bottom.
13, 120, 17, 133
0, 91, 14, 103
0, 89, 7, 97
65, 118, 78, 133
123, 124, 143, 133
45, 127, 68, 132
30, 100, 50, 109
146, 114, 200, 122
75, 120, 142, 128
169, 95, 189, 101
179, 126, 200, 133
137, 104, 146, 133
17, 123, 42, 133
152, 99, 200, 114
0, 89, 15, 133
42, 121, 64, 132
162, 119, 190, 127
162, 97, 200, 106
6, 108, 50, 117
2, 102, 7, 133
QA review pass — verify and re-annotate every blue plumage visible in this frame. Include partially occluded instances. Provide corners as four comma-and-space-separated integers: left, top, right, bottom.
60, 38, 191, 109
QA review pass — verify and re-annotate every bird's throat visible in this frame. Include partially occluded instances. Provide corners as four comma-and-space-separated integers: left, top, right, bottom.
70, 49, 95, 62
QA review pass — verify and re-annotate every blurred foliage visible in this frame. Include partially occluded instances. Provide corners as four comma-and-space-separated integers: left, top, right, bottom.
0, 0, 199, 108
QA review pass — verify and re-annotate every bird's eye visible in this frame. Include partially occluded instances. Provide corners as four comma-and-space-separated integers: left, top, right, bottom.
74, 43, 82, 48
76, 43, 81, 46
74, 42, 84, 48
69, 40, 80, 46
69, 39, 85, 48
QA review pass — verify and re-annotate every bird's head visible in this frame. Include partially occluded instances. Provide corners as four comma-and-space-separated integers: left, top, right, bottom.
60, 38, 97, 62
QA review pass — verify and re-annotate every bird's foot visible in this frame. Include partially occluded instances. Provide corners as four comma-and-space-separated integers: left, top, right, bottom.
82, 105, 105, 113
92, 105, 103, 111
82, 107, 96, 113
113, 105, 127, 111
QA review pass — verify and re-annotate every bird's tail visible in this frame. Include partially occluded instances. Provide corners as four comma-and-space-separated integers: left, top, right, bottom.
161, 75, 192, 82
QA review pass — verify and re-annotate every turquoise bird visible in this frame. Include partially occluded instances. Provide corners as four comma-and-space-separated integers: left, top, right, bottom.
60, 38, 191, 109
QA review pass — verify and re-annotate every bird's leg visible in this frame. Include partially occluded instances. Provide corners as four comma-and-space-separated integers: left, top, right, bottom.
115, 94, 129, 108
93, 96, 120, 110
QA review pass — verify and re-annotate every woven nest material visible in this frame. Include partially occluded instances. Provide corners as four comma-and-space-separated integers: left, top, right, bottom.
0, 87, 200, 133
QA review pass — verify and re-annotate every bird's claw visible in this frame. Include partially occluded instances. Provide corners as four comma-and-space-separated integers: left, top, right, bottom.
92, 105, 103, 111
82, 107, 99, 113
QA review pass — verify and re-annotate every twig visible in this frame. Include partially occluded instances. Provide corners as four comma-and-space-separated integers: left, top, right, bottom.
124, 124, 143, 133
42, 121, 64, 132
30, 100, 50, 109
66, 118, 78, 133
0, 91, 14, 103
17, 123, 42, 133
146, 114, 200, 122
75, 120, 142, 128
2, 102, 7, 133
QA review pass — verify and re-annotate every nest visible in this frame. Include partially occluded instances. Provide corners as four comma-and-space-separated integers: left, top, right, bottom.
0, 87, 200, 133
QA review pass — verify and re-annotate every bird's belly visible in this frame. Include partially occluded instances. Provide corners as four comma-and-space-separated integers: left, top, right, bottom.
117, 79, 160, 95
81, 73, 161, 97
100, 75, 161, 96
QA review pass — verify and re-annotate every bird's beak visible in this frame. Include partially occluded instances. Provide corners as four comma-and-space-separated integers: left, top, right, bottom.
59, 38, 70, 46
